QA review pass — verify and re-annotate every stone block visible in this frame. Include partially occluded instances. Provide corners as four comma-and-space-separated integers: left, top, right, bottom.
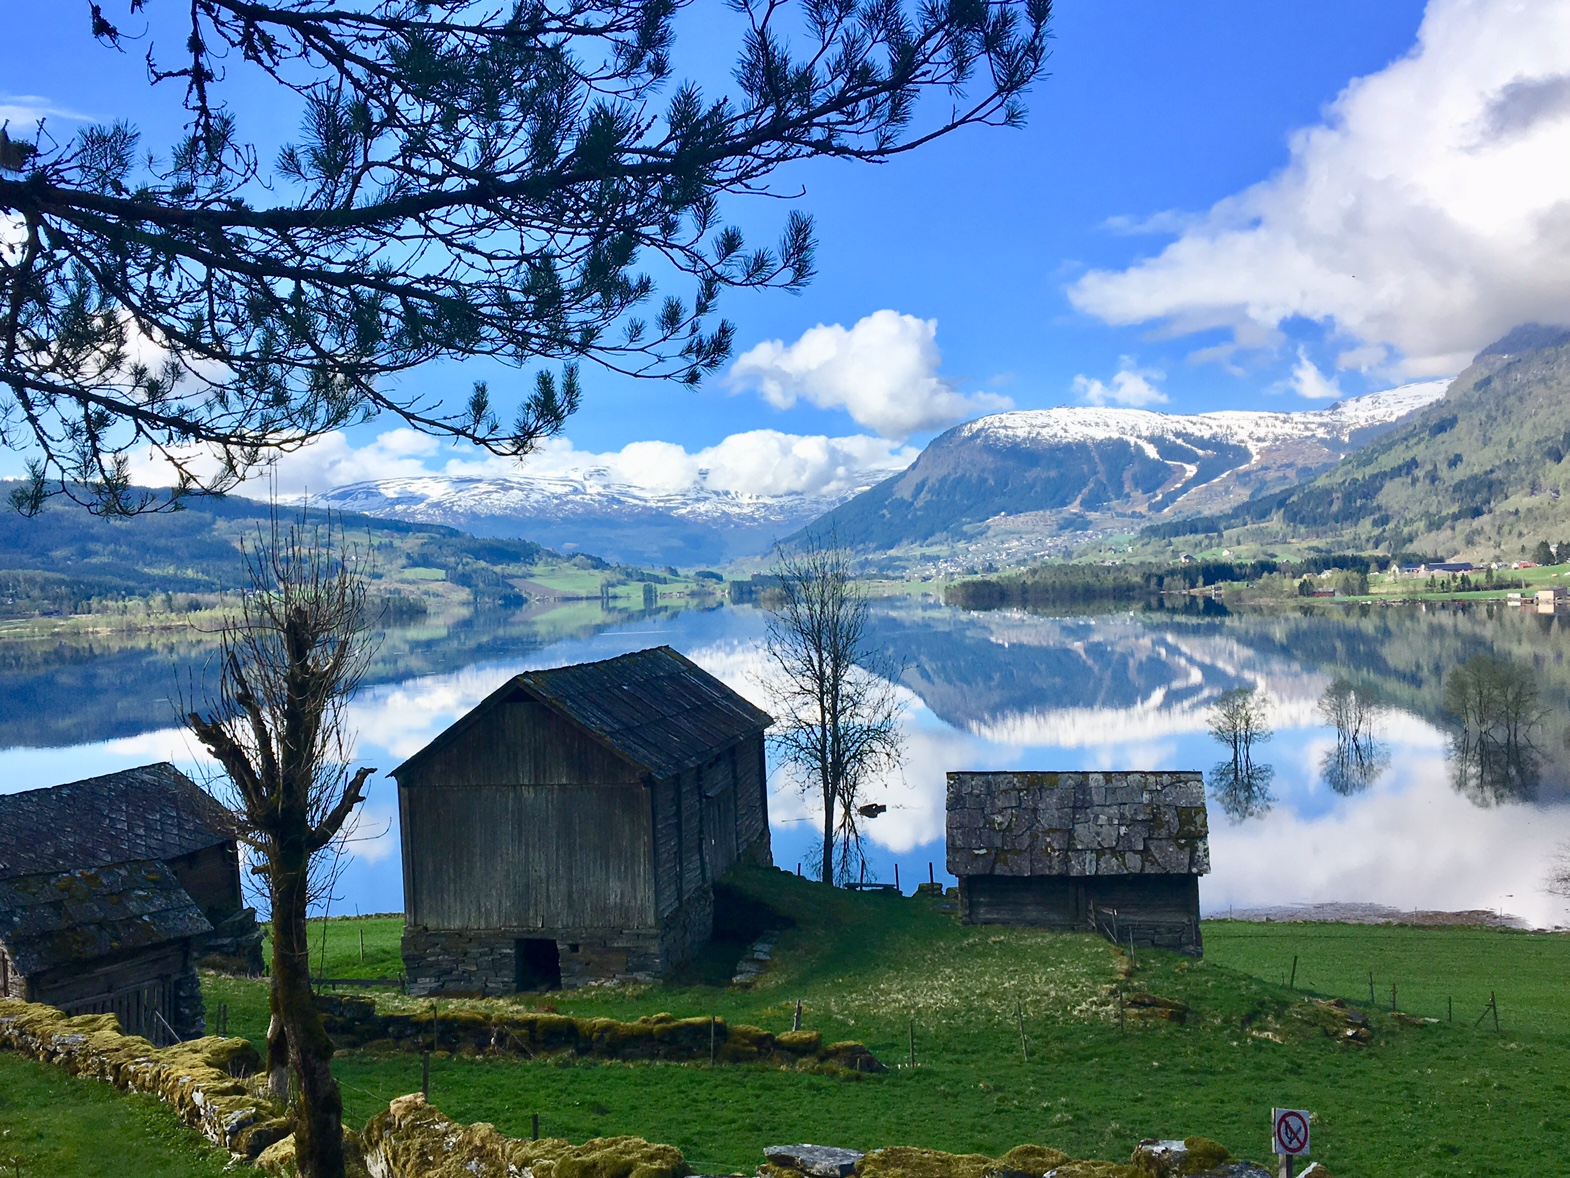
765, 1145, 865, 1178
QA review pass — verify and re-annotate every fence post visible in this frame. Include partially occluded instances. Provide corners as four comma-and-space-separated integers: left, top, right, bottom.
1289, 955, 1297, 989
909, 1017, 916, 1069
1016, 1002, 1029, 1062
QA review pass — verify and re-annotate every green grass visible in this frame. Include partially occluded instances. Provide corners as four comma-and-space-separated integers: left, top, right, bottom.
1204, 920, 1570, 1034
20, 877, 1570, 1177
198, 873, 1570, 1177
0, 1052, 230, 1178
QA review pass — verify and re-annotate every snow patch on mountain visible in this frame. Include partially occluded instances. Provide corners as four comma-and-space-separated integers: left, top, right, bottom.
959, 382, 1448, 453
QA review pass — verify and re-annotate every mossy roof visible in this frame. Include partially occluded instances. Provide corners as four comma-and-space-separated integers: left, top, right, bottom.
0, 762, 237, 881
0, 858, 212, 975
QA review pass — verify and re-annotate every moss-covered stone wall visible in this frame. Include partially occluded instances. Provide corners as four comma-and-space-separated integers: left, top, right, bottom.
0, 997, 289, 1160
316, 993, 886, 1071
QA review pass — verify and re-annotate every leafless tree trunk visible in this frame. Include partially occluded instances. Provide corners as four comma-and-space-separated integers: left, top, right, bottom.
186, 506, 377, 1178
764, 534, 904, 885
1206, 686, 1275, 821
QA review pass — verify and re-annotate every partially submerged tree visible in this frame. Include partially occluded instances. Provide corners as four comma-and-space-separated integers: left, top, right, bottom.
1, 1, 1051, 515
764, 534, 903, 884
1206, 685, 1274, 821
1317, 678, 1388, 796
186, 508, 376, 1178
1442, 654, 1544, 803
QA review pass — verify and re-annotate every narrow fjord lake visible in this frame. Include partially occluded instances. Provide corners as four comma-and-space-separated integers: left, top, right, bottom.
5, 597, 1568, 926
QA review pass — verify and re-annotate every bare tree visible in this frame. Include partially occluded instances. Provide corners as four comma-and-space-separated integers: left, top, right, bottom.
186, 507, 376, 1178
1317, 678, 1388, 796
1206, 686, 1274, 821
764, 535, 903, 884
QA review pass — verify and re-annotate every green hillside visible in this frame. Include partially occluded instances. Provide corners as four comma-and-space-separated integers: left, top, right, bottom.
0, 486, 707, 623
1140, 326, 1570, 561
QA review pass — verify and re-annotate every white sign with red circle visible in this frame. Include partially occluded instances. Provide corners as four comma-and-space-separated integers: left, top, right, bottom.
1272, 1108, 1311, 1157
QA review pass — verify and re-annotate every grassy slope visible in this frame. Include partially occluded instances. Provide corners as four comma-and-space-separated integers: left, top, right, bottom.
1138, 342, 1570, 564
0, 1052, 230, 1178
202, 870, 1570, 1178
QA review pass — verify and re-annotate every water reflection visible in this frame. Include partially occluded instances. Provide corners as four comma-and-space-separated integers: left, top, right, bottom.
1441, 654, 1546, 805
1317, 679, 1389, 797
4, 597, 1570, 926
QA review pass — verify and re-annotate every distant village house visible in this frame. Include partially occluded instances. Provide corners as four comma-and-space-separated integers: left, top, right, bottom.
0, 764, 259, 1041
395, 646, 772, 994
946, 771, 1210, 954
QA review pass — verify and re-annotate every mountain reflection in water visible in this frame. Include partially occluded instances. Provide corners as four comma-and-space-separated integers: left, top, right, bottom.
3, 598, 1569, 926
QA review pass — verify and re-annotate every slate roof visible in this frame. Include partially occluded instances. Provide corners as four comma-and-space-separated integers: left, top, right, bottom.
0, 763, 237, 881
0, 859, 211, 976
946, 771, 1210, 879
394, 646, 773, 781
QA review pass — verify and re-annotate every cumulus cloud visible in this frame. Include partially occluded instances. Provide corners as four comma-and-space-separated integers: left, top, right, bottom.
1288, 351, 1344, 400
1068, 0, 1570, 377
131, 427, 917, 502
727, 309, 1011, 439
1072, 358, 1169, 407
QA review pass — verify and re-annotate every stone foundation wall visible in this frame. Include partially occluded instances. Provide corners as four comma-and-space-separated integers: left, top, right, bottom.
404, 890, 718, 994
402, 925, 667, 995
0, 998, 287, 1160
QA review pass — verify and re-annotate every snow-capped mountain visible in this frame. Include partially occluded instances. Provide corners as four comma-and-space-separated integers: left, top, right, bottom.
312, 383, 1444, 568
315, 471, 880, 567
812, 382, 1449, 558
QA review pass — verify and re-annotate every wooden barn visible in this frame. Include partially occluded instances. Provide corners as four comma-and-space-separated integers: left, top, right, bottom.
0, 763, 259, 1039
946, 771, 1209, 954
394, 646, 773, 993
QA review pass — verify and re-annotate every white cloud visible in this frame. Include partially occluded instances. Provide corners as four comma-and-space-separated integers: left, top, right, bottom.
1068, 0, 1570, 377
1072, 358, 1169, 407
727, 309, 1012, 439
1288, 351, 1344, 400
130, 426, 917, 502
0, 94, 92, 128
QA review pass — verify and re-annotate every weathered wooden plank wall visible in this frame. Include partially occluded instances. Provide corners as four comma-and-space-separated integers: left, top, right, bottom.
402, 701, 641, 788
404, 783, 653, 929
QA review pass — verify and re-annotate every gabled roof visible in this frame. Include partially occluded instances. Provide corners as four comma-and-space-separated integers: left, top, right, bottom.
0, 859, 211, 976
0, 763, 237, 882
946, 771, 1210, 879
394, 646, 773, 782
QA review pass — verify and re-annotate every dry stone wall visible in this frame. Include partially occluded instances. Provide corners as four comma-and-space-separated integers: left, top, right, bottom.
0, 997, 289, 1160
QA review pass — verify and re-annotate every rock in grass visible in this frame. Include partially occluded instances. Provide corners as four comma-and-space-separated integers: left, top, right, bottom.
765, 1144, 866, 1177
856, 1144, 1071, 1178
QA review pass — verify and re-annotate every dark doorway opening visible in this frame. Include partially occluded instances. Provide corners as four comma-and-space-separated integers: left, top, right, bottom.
514, 938, 562, 991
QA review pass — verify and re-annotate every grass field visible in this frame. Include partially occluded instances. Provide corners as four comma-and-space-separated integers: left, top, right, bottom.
0, 1052, 230, 1178
198, 871, 1570, 1178
13, 874, 1570, 1176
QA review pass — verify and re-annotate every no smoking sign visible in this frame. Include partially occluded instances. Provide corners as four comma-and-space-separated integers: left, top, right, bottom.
1272, 1108, 1311, 1157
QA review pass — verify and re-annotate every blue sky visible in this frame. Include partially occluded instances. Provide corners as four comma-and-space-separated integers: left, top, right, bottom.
6, 0, 1570, 498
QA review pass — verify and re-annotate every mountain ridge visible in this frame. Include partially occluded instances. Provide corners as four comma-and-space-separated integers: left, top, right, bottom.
802, 384, 1445, 568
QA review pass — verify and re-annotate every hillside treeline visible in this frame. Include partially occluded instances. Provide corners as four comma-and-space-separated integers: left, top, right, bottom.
0, 485, 548, 619
945, 555, 1389, 610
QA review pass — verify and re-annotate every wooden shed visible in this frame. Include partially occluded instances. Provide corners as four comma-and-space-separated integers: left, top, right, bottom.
0, 860, 211, 1041
394, 646, 773, 993
0, 763, 263, 1038
946, 771, 1209, 954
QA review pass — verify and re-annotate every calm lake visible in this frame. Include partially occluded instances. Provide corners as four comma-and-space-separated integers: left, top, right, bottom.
5, 597, 1570, 926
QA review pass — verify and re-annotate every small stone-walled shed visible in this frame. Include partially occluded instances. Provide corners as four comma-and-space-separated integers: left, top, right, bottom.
946, 771, 1209, 953
0, 763, 256, 1039
395, 646, 772, 993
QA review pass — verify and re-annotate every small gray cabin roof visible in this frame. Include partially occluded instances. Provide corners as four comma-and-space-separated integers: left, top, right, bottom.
394, 646, 773, 783
0, 763, 237, 882
0, 859, 212, 977
946, 771, 1210, 879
